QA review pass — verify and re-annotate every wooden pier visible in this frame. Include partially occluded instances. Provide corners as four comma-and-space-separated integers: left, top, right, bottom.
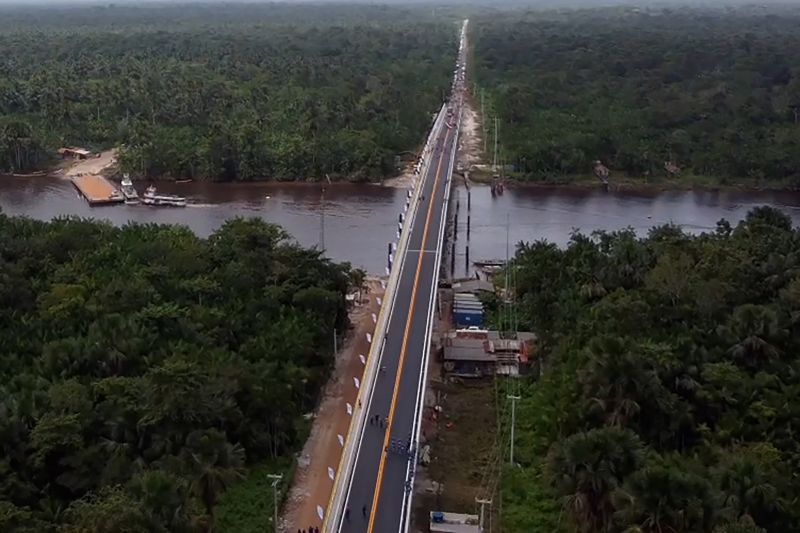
71, 175, 123, 205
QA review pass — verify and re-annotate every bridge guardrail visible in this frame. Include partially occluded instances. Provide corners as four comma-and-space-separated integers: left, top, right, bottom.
322, 102, 449, 532
398, 19, 468, 532
398, 104, 462, 533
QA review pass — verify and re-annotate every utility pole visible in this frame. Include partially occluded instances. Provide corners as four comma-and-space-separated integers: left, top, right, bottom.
333, 327, 338, 354
320, 186, 326, 253
507, 393, 520, 465
481, 90, 486, 154
476, 497, 492, 531
266, 473, 283, 533
320, 174, 331, 253
493, 117, 499, 173
502, 213, 510, 336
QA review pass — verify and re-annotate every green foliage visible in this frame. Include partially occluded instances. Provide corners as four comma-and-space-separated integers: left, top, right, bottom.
473, 6, 800, 185
0, 212, 355, 531
504, 206, 800, 532
215, 460, 292, 533
0, 3, 455, 179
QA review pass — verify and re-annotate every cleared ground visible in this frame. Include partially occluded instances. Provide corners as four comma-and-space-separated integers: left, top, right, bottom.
412, 378, 500, 532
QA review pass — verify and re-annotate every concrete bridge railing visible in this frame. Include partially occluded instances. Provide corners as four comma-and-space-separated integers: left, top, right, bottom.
321, 102, 449, 532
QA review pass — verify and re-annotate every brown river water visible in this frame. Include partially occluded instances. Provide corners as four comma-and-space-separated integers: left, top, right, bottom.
2, 175, 800, 274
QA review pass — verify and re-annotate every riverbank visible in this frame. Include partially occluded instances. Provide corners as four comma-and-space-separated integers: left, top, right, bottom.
468, 168, 800, 193
14, 155, 797, 194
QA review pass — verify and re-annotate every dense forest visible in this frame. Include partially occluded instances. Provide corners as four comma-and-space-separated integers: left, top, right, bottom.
473, 6, 800, 185
502, 206, 800, 532
0, 210, 362, 531
0, 4, 454, 180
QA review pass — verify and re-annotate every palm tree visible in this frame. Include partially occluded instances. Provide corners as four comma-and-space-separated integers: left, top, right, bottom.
181, 429, 246, 529
612, 465, 717, 532
723, 305, 784, 369
581, 336, 672, 431
547, 427, 645, 532
128, 470, 193, 532
717, 457, 781, 525
712, 515, 767, 533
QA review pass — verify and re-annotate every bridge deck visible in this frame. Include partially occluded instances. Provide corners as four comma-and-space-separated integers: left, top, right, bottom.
338, 116, 458, 533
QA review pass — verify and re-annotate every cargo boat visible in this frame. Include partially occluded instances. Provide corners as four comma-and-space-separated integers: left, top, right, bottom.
142, 185, 186, 207
120, 174, 139, 204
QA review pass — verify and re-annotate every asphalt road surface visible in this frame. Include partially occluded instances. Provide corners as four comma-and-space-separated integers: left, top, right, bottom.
337, 111, 459, 533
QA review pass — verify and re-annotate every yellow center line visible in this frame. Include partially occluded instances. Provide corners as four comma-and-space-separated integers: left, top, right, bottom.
366, 127, 452, 532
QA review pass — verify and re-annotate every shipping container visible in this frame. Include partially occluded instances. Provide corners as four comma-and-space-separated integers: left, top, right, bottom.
454, 310, 484, 327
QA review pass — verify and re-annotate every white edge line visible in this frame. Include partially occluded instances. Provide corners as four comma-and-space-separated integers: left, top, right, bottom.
328, 102, 449, 532
399, 21, 467, 531
398, 106, 461, 533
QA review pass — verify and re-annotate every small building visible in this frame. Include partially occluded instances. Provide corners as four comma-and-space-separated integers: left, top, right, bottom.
58, 147, 92, 160
430, 511, 482, 533
452, 279, 494, 295
442, 330, 536, 377
472, 260, 505, 281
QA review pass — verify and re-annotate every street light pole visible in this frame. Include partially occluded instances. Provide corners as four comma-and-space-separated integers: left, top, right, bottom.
320, 186, 326, 253
476, 497, 492, 531
267, 473, 283, 533
507, 394, 520, 465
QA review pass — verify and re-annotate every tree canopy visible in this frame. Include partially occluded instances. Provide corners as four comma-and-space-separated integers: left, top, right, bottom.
472, 6, 800, 185
0, 210, 357, 531
0, 3, 455, 180
502, 206, 800, 532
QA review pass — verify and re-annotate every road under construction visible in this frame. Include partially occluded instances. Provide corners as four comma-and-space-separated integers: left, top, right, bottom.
322, 18, 470, 533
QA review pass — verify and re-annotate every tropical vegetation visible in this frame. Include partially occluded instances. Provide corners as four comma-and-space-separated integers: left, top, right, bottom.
0, 3, 454, 180
0, 210, 362, 531
501, 206, 800, 532
472, 6, 800, 186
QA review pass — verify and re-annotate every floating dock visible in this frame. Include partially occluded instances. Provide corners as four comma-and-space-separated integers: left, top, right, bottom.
71, 175, 124, 205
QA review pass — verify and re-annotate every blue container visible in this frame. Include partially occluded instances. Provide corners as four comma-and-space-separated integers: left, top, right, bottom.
454, 302, 483, 311
454, 310, 484, 327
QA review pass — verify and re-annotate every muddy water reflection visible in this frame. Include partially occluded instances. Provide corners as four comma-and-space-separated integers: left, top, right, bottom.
2, 176, 799, 274
450, 185, 800, 277
0, 177, 403, 272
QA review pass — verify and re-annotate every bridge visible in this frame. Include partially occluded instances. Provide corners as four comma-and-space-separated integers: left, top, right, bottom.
321, 18, 469, 533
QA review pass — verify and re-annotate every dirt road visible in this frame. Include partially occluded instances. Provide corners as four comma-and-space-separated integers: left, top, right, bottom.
58, 149, 118, 178
281, 279, 385, 532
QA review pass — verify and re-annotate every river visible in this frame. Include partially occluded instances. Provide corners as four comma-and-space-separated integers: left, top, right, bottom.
2, 175, 800, 274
